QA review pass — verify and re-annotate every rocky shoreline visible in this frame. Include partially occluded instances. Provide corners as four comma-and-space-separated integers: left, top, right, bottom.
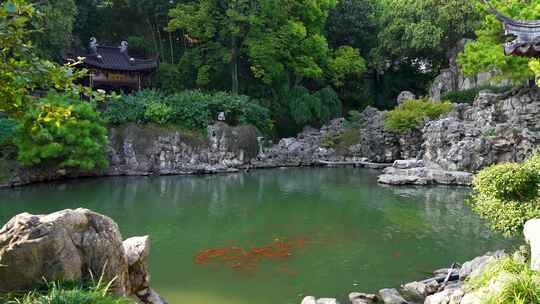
2, 86, 540, 188
302, 249, 517, 304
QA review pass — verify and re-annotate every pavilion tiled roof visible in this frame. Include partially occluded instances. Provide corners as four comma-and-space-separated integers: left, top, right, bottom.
483, 0, 540, 57
75, 46, 159, 72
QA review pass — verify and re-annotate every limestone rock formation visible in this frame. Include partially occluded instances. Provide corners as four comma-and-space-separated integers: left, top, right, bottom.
348, 292, 378, 304
378, 288, 408, 304
0, 208, 129, 295
377, 162, 473, 186
524, 219, 540, 271
107, 122, 258, 176
429, 39, 511, 101
424, 87, 540, 172
397, 91, 416, 104
0, 209, 165, 304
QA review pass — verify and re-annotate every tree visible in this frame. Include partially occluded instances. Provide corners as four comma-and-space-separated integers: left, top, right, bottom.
167, 0, 366, 95
167, 0, 255, 95
0, 0, 86, 117
1, 0, 109, 171
30, 0, 77, 61
325, 0, 378, 55
458, 0, 538, 83
376, 0, 479, 70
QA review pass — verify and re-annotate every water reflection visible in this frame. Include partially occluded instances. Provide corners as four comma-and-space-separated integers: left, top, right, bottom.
0, 168, 517, 304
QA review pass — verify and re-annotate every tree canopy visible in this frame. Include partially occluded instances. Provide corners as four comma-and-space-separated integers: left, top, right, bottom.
458, 0, 540, 83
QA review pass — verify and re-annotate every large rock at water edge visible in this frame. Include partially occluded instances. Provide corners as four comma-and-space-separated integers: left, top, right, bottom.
0, 208, 129, 295
524, 218, 540, 271
378, 288, 408, 304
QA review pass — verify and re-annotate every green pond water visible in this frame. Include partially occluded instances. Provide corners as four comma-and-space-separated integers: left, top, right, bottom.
0, 167, 517, 304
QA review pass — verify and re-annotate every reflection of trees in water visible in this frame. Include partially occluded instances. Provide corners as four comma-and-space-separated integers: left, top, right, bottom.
384, 185, 500, 241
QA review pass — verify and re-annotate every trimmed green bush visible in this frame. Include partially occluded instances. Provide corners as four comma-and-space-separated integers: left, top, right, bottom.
384, 99, 453, 133
470, 155, 540, 236
474, 163, 540, 202
103, 90, 272, 134
14, 93, 108, 171
441, 85, 513, 104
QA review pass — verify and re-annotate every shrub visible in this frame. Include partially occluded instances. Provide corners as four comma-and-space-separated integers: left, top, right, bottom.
474, 163, 540, 202
14, 93, 108, 171
144, 101, 171, 125
345, 110, 363, 129
466, 257, 540, 304
103, 90, 272, 134
285, 86, 342, 128
320, 129, 361, 154
0, 116, 17, 146
384, 99, 453, 133
441, 85, 513, 104
470, 156, 540, 236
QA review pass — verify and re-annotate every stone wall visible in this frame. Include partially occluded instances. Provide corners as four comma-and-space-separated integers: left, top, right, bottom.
1, 122, 260, 187
106, 122, 259, 176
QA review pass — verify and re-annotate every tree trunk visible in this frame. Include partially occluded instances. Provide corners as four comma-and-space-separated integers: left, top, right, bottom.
168, 32, 174, 64
147, 18, 159, 55
231, 37, 239, 95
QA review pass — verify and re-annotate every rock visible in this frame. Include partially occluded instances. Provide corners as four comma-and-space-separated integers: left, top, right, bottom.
348, 292, 378, 304
301, 296, 317, 304
393, 159, 425, 169
424, 282, 464, 304
459, 250, 507, 280
377, 167, 473, 186
429, 39, 511, 101
378, 288, 408, 304
0, 209, 166, 304
402, 279, 439, 298
524, 218, 540, 270
316, 298, 339, 304
0, 208, 130, 295
397, 91, 416, 104
460, 272, 513, 304
424, 86, 540, 172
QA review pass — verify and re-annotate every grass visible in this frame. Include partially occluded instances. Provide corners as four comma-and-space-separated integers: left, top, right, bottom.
466, 257, 540, 304
1, 275, 134, 304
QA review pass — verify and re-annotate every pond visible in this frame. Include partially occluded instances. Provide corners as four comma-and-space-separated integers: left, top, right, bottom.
0, 167, 516, 304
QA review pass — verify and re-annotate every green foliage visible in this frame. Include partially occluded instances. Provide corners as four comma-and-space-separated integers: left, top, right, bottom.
103, 90, 272, 134
345, 110, 364, 129
458, 0, 539, 83
384, 99, 453, 133
30, 0, 77, 61
441, 85, 513, 104
0, 117, 17, 146
376, 0, 479, 69
3, 279, 133, 304
166, 0, 365, 94
466, 257, 540, 304
284, 86, 342, 128
0, 0, 99, 118
321, 129, 361, 154
474, 163, 540, 202
144, 101, 171, 125
327, 46, 366, 87
14, 93, 108, 171
470, 155, 540, 236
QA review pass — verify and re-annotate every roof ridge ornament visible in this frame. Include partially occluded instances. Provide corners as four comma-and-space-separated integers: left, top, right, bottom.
120, 41, 128, 53
89, 37, 98, 55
